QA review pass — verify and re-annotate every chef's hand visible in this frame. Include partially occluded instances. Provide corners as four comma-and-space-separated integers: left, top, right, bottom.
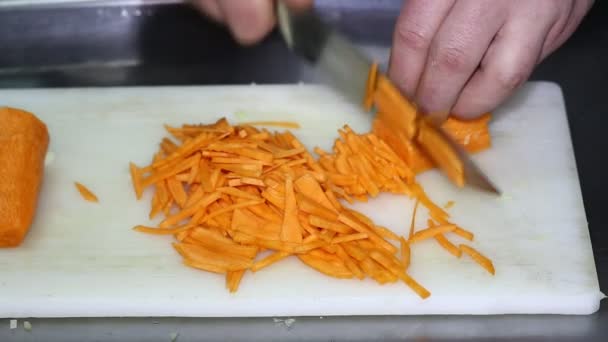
389, 0, 594, 120
193, 0, 593, 119
192, 0, 313, 45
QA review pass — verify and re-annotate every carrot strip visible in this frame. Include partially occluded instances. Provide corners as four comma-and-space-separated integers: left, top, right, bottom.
435, 234, 462, 257
363, 62, 378, 110
280, 174, 303, 243
369, 250, 430, 299
338, 213, 397, 254
133, 224, 194, 235
342, 242, 367, 261
74, 182, 99, 203
453, 227, 475, 241
294, 173, 336, 212
372, 225, 400, 242
460, 244, 495, 275
308, 215, 352, 234
200, 199, 264, 224
160, 192, 221, 228
335, 245, 364, 279
240, 121, 301, 129
216, 187, 261, 200
409, 225, 456, 243
298, 254, 353, 279
408, 200, 419, 240
227, 269, 246, 293
143, 154, 199, 188
166, 177, 187, 208
400, 237, 410, 270
274, 147, 306, 159
331, 233, 368, 244
129, 163, 144, 200
251, 251, 291, 272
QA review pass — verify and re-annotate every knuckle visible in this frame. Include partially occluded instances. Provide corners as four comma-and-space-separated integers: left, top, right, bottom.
496, 70, 526, 91
394, 25, 431, 51
433, 46, 470, 73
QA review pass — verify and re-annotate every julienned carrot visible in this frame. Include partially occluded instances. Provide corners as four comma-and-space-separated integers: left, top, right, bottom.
251, 251, 290, 272
435, 234, 462, 258
409, 225, 456, 243
129, 117, 494, 298
408, 200, 419, 240
75, 182, 99, 203
460, 244, 495, 275
240, 121, 301, 129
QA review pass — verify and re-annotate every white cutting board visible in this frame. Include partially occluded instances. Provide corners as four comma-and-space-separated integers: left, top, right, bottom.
0, 82, 603, 318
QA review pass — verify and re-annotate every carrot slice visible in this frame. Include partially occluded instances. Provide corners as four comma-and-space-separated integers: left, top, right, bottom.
133, 224, 194, 235
400, 237, 410, 270
460, 244, 495, 275
129, 163, 144, 200
298, 254, 353, 279
240, 121, 301, 129
251, 251, 290, 272
408, 200, 419, 240
74, 182, 99, 203
363, 62, 379, 111
409, 225, 456, 243
331, 233, 368, 244
280, 174, 302, 243
435, 234, 462, 258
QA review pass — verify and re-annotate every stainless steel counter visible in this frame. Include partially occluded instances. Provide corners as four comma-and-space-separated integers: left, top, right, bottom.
0, 1, 607, 341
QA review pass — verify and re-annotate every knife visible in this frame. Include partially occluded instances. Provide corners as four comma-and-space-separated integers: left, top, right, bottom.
276, 2, 500, 195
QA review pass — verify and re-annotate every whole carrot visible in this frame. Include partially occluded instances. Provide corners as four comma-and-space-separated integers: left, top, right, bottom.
0, 107, 49, 247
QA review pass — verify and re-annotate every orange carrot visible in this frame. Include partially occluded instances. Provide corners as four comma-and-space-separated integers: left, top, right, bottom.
409, 225, 456, 243
460, 244, 495, 275
408, 200, 419, 240
75, 182, 99, 203
240, 121, 301, 129
129, 115, 495, 298
435, 234, 462, 258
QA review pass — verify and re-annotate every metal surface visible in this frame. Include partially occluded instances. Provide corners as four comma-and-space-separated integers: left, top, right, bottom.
0, 1, 607, 341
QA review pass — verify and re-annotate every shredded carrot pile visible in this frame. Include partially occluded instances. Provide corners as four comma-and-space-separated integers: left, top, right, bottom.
129, 115, 495, 299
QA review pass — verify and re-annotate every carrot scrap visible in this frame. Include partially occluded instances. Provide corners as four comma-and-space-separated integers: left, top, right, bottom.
409, 225, 456, 243
128, 114, 495, 299
240, 121, 301, 129
363, 62, 378, 111
408, 200, 419, 240
74, 182, 99, 203
435, 234, 462, 258
251, 251, 290, 272
460, 244, 495, 275
400, 237, 410, 270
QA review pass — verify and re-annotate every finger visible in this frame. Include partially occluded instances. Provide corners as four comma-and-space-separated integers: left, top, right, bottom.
414, 0, 507, 120
541, 0, 595, 59
451, 16, 552, 119
388, 0, 456, 98
191, 0, 224, 22
218, 0, 275, 45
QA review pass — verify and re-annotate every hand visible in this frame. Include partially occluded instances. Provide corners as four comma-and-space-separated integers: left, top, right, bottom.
388, 0, 594, 120
192, 0, 313, 45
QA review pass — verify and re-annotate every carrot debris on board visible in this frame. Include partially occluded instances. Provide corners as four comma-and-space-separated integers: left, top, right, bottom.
74, 182, 99, 203
460, 244, 495, 275
128, 93, 495, 297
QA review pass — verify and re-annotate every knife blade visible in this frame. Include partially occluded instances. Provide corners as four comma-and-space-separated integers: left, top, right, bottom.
276, 2, 500, 195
